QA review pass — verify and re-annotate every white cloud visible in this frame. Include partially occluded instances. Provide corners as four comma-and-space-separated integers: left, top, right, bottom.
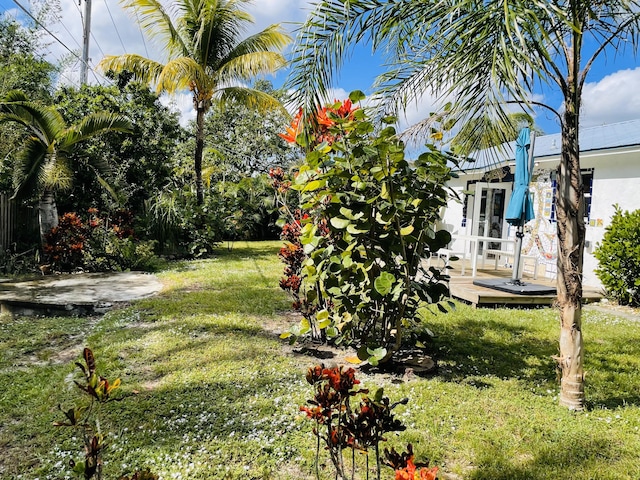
247, 0, 310, 31
159, 92, 196, 127
35, 0, 308, 87
580, 67, 640, 127
324, 88, 350, 103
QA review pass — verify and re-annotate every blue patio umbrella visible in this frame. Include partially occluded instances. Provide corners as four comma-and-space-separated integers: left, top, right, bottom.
506, 127, 535, 225
505, 127, 535, 283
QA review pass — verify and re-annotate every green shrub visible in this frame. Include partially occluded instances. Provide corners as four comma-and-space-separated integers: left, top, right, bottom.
43, 209, 159, 273
279, 92, 453, 364
594, 205, 640, 306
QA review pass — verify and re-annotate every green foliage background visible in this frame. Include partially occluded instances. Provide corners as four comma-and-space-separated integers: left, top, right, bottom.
595, 206, 640, 306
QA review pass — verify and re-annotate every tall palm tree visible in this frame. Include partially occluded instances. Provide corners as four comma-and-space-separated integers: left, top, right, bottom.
0, 90, 132, 243
98, 0, 290, 205
287, 0, 640, 410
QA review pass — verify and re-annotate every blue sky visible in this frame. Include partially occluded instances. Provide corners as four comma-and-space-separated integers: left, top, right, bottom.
1, 0, 639, 137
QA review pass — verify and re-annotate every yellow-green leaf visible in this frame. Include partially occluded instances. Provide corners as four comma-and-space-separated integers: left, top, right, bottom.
400, 225, 414, 236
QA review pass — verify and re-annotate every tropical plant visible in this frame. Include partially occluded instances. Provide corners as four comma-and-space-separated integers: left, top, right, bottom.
280, 94, 453, 364
287, 0, 640, 411
594, 206, 640, 307
0, 91, 131, 245
52, 82, 184, 216
201, 79, 300, 182
97, 0, 290, 205
54, 347, 157, 480
301, 364, 438, 480
0, 14, 57, 192
43, 209, 158, 273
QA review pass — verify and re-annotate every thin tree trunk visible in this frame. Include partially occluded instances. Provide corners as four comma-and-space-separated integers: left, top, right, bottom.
556, 92, 586, 410
194, 105, 206, 206
38, 189, 58, 246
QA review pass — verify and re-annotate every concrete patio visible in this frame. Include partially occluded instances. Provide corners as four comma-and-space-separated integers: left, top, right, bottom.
0, 271, 163, 316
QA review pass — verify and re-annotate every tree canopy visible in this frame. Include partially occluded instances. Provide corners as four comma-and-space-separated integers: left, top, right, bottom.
98, 0, 290, 204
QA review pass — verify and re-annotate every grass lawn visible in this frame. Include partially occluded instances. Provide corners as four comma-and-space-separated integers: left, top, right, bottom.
1, 240, 640, 479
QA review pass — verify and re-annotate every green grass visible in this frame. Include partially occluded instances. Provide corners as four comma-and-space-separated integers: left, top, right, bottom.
1, 240, 640, 479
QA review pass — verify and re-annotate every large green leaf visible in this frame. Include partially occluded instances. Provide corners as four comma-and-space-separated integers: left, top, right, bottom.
374, 272, 395, 295
330, 217, 351, 229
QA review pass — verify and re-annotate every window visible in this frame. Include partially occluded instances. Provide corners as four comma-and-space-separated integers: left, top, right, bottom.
549, 168, 594, 223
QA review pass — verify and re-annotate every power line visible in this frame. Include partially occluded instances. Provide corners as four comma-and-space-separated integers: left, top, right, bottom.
134, 9, 150, 58
72, 0, 105, 58
103, 0, 126, 53
11, 0, 85, 65
11, 0, 108, 88
0, 3, 81, 89
51, 9, 82, 50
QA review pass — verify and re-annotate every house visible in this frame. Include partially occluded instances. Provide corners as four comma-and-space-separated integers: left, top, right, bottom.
442, 119, 640, 288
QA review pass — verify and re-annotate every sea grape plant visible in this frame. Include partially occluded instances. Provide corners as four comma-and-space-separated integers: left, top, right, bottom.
279, 91, 454, 363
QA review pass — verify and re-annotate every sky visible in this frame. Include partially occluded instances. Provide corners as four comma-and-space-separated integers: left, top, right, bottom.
1, 0, 639, 136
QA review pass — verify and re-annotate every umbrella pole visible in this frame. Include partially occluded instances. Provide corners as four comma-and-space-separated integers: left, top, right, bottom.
511, 225, 524, 284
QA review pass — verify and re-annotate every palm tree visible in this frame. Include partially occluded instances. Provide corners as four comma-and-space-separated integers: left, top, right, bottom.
98, 0, 290, 205
287, 0, 640, 410
0, 90, 132, 243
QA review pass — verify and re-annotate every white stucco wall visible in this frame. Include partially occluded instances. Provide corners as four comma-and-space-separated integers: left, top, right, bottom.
440, 146, 640, 288
581, 149, 640, 287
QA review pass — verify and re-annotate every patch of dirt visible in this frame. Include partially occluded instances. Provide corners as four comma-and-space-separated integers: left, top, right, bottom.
260, 311, 437, 384
49, 345, 82, 365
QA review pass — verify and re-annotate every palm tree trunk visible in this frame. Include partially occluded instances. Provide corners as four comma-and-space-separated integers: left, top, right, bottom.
38, 189, 59, 246
195, 105, 206, 206
556, 93, 586, 410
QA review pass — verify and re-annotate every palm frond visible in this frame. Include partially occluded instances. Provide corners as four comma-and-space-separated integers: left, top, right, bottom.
11, 137, 49, 200
1, 90, 29, 102
59, 113, 132, 150
224, 24, 291, 60
286, 0, 424, 113
121, 0, 187, 58
157, 57, 210, 93
40, 154, 73, 192
97, 54, 165, 88
213, 51, 287, 83
0, 96, 66, 144
187, 0, 252, 67
216, 86, 284, 112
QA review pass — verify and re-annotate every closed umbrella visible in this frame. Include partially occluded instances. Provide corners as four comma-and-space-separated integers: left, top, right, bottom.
505, 127, 535, 284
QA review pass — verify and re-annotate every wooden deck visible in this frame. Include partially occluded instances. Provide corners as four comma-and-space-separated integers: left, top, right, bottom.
440, 259, 602, 308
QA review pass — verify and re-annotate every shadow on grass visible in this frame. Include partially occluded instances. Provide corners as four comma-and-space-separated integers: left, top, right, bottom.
469, 433, 619, 480
425, 308, 640, 408
430, 316, 558, 386
582, 329, 640, 409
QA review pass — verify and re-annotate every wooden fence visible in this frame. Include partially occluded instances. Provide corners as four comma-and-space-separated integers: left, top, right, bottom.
0, 194, 39, 251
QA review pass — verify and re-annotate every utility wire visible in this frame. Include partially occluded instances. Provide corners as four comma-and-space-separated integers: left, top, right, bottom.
51, 9, 82, 50
11, 0, 84, 64
134, 8, 150, 58
73, 0, 105, 58
103, 0, 126, 53
0, 3, 80, 88
12, 0, 108, 87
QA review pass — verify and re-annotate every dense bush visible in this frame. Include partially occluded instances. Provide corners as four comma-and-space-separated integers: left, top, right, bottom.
144, 174, 279, 256
278, 92, 454, 364
43, 209, 159, 273
594, 206, 640, 306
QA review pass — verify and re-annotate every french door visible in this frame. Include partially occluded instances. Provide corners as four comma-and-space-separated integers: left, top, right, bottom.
471, 182, 512, 253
